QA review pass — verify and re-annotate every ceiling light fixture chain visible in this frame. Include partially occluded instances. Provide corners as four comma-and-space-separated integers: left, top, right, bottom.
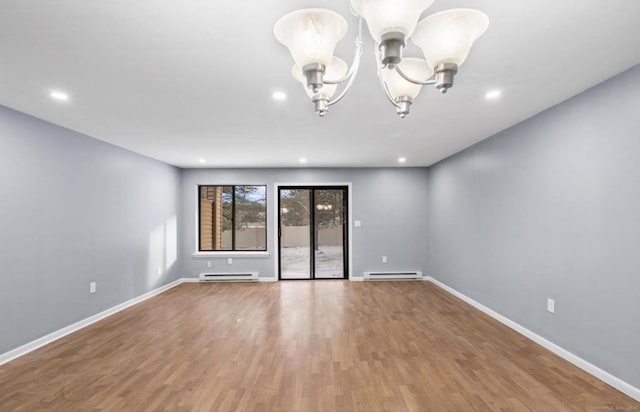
274, 2, 489, 118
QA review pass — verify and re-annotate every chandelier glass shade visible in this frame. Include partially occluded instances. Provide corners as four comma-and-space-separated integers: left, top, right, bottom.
273, 2, 489, 118
381, 57, 432, 100
273, 9, 348, 68
350, 0, 435, 42
412, 9, 490, 68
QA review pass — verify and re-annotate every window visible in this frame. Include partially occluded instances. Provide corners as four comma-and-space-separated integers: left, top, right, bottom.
198, 185, 267, 251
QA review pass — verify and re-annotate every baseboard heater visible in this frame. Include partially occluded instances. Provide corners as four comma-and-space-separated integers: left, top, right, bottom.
363, 271, 423, 280
199, 272, 259, 282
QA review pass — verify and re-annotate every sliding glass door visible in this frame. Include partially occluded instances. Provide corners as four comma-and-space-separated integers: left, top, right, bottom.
279, 189, 312, 279
313, 189, 346, 279
278, 186, 348, 280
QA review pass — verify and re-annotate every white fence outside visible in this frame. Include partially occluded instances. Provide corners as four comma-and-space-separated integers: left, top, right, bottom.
220, 226, 343, 248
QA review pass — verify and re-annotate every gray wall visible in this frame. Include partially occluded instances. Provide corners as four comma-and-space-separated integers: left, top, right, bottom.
181, 168, 429, 279
0, 106, 182, 354
427, 65, 640, 388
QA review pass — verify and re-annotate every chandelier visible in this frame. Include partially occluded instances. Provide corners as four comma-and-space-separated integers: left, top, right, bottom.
273, 1, 489, 118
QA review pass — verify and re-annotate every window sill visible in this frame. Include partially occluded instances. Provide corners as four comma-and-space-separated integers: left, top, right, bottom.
192, 251, 270, 258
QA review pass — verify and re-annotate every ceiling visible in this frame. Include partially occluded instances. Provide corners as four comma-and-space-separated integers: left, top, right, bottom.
1, 1, 639, 168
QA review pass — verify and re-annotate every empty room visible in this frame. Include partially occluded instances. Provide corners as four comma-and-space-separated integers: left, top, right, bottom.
1, 0, 639, 411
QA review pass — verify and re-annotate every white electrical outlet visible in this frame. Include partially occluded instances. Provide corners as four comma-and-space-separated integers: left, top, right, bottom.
227, 257, 233, 265
89, 282, 96, 294
547, 298, 555, 313
382, 256, 388, 263
157, 266, 162, 275
354, 220, 362, 228
207, 261, 212, 268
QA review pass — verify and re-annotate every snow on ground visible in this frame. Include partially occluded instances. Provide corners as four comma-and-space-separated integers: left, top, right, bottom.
281, 246, 344, 279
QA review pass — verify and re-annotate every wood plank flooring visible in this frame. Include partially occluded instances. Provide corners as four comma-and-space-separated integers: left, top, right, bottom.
0, 281, 637, 411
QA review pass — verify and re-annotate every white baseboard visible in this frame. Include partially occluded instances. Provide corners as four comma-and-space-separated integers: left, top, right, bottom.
181, 277, 200, 283
424, 276, 640, 402
0, 278, 185, 367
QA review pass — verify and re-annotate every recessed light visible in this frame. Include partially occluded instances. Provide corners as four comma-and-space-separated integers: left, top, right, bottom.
198, 158, 206, 164
272, 91, 287, 101
398, 157, 407, 163
485, 89, 502, 100
299, 157, 307, 164
49, 90, 70, 102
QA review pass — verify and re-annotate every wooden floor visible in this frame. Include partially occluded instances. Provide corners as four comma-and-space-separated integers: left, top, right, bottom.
0, 282, 637, 411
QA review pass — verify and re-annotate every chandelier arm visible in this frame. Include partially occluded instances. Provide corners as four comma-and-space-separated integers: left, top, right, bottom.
374, 44, 401, 109
327, 46, 361, 107
377, 69, 401, 110
324, 17, 364, 85
326, 18, 364, 107
381, 80, 401, 109
323, 40, 361, 85
394, 65, 436, 85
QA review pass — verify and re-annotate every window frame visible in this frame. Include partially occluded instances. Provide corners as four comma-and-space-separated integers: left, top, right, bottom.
196, 184, 268, 255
